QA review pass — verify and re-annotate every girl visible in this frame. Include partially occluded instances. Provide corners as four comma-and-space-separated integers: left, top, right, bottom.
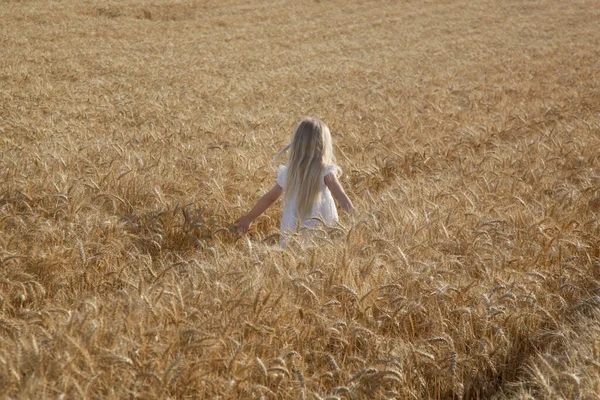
236, 117, 354, 246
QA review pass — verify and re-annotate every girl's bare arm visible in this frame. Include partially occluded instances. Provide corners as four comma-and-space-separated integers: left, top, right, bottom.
324, 172, 354, 213
236, 184, 283, 233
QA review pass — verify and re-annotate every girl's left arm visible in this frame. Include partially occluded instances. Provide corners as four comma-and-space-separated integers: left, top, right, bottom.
236, 184, 283, 234
325, 172, 355, 213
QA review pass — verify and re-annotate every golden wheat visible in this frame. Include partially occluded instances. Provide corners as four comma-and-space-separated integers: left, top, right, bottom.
1, 0, 600, 398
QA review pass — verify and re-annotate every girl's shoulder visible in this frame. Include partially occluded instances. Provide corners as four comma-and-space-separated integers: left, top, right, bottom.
276, 165, 287, 188
322, 164, 340, 177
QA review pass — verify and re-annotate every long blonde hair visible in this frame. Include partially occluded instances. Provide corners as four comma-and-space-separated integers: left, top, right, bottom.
275, 117, 336, 220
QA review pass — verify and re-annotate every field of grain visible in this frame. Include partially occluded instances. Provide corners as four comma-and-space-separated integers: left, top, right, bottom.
1, 0, 600, 398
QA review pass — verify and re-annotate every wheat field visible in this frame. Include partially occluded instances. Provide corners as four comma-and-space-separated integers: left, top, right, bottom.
1, 0, 600, 398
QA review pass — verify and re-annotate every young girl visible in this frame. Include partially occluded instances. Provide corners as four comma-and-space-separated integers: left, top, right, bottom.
236, 117, 354, 246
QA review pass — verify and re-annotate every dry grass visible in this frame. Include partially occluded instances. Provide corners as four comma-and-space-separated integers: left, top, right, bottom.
1, 0, 600, 398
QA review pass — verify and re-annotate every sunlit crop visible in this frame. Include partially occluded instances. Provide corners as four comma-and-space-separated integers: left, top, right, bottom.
1, 0, 599, 398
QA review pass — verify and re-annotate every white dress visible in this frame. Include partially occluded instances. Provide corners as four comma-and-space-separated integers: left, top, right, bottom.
277, 164, 339, 247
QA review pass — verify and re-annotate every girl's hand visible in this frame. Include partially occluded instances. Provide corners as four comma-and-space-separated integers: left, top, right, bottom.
235, 185, 282, 236
236, 215, 252, 234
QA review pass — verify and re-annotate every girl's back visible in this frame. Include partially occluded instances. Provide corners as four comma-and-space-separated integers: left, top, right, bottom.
277, 164, 339, 245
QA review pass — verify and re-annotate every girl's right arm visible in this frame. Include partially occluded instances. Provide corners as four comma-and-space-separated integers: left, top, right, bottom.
236, 184, 283, 234
324, 172, 354, 213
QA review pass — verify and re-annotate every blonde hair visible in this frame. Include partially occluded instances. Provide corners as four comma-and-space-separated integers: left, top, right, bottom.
275, 117, 336, 221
